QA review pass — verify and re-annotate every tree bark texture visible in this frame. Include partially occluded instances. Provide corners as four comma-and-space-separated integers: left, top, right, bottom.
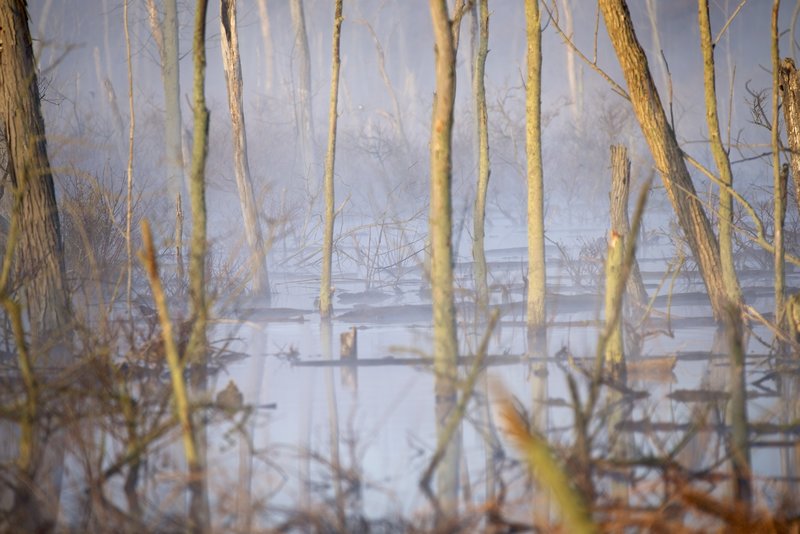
186, 1, 211, 527
220, 0, 270, 299
698, 0, 739, 305
604, 231, 625, 373
0, 0, 69, 342
526, 0, 547, 333
599, 0, 739, 320
320, 0, 343, 318
471, 0, 490, 313
609, 145, 647, 312
781, 58, 800, 216
772, 2, 785, 329
429, 0, 460, 518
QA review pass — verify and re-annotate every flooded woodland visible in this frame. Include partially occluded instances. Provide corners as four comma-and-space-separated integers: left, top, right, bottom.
3, 0, 800, 532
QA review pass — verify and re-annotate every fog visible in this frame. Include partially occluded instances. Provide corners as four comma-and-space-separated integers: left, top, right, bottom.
3, 0, 800, 530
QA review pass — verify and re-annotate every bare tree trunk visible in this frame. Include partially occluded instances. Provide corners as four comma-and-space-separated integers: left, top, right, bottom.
599, 0, 740, 321
604, 231, 625, 373
124, 0, 135, 320
186, 1, 210, 528
472, 0, 490, 313
559, 0, 582, 124
0, 1, 71, 528
320, 0, 343, 318
609, 145, 647, 312
526, 0, 547, 334
698, 0, 740, 305
220, 0, 271, 299
429, 0, 460, 519
0, 1, 69, 342
781, 58, 800, 216
772, 1, 786, 331
256, 0, 275, 93
146, 0, 185, 281
290, 0, 315, 179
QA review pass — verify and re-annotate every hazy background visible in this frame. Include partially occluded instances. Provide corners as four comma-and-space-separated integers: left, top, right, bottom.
24, 0, 791, 283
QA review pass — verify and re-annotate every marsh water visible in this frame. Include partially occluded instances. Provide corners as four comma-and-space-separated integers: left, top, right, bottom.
88, 198, 797, 530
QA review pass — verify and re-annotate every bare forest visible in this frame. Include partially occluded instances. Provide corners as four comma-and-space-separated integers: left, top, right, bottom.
4, 0, 800, 531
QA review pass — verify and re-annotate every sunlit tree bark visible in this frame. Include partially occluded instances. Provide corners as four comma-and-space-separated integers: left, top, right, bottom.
772, 0, 787, 332
320, 0, 343, 318
0, 1, 70, 528
187, 0, 209, 365
698, 0, 740, 306
472, 0, 490, 313
185, 1, 211, 529
526, 0, 546, 335
0, 0, 69, 341
781, 58, 800, 216
599, 0, 740, 320
429, 0, 460, 518
220, 0, 271, 299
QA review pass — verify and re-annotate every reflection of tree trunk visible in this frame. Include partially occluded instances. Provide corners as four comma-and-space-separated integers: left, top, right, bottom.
290, 0, 315, 178
320, 0, 343, 318
429, 0, 460, 519
472, 0, 490, 314
724, 307, 751, 506
526, 0, 547, 336
322, 319, 345, 531
609, 145, 647, 313
599, 0, 739, 321
220, 0, 271, 299
527, 329, 549, 525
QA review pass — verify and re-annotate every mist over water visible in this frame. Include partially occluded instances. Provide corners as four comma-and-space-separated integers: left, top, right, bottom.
3, 0, 800, 530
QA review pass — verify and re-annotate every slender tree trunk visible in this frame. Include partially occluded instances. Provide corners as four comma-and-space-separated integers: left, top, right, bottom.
772, 1, 786, 331
599, 0, 740, 321
146, 0, 185, 281
256, 0, 275, 93
290, 0, 315, 178
609, 145, 647, 312
559, 0, 582, 124
526, 0, 547, 334
698, 0, 740, 305
472, 0, 490, 313
220, 0, 271, 299
429, 0, 460, 519
186, 1, 210, 528
187, 0, 209, 365
139, 221, 206, 533
163, 0, 183, 196
125, 0, 135, 320
320, 0, 343, 318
